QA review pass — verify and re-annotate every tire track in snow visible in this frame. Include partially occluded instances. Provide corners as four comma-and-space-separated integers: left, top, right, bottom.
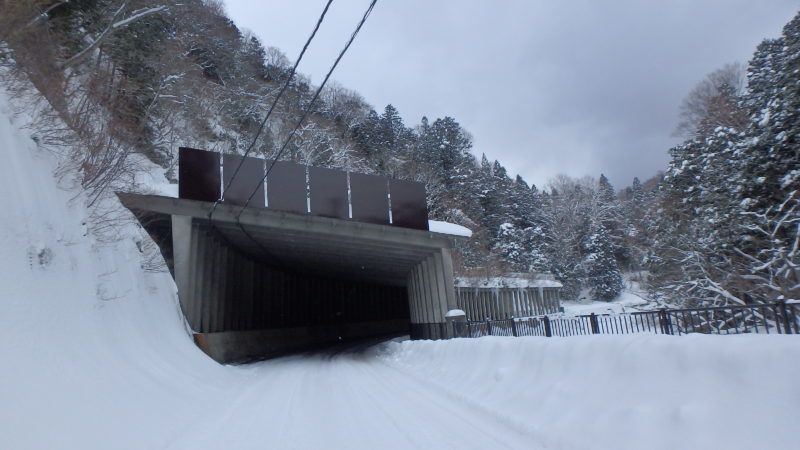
369, 349, 555, 448
341, 352, 542, 449
165, 344, 545, 450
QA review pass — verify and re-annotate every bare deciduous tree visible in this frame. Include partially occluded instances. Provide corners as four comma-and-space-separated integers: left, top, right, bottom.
674, 63, 748, 138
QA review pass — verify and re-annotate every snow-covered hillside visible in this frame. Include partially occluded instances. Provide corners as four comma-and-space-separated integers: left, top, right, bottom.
0, 88, 242, 448
1, 89, 799, 450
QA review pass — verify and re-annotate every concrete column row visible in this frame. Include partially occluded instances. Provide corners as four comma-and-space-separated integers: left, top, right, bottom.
455, 287, 561, 321
172, 216, 412, 334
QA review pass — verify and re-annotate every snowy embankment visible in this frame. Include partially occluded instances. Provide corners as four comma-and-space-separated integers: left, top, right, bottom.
2, 89, 799, 450
0, 89, 242, 449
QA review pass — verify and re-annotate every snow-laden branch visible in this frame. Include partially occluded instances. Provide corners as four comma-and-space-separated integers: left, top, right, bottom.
111, 6, 166, 29
25, 1, 70, 28
59, 2, 167, 69
733, 191, 800, 302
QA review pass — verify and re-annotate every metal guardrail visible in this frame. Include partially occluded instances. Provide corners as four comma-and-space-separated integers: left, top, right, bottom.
452, 301, 799, 338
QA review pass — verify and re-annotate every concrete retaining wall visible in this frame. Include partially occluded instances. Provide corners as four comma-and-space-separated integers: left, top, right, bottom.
194, 319, 409, 363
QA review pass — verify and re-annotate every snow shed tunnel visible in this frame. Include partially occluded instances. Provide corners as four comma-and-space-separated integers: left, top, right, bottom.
118, 148, 466, 363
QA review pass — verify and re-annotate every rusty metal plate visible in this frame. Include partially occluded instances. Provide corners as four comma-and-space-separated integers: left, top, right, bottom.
222, 154, 265, 207
349, 172, 389, 225
389, 179, 429, 230
266, 160, 308, 215
309, 166, 349, 220
179, 147, 220, 202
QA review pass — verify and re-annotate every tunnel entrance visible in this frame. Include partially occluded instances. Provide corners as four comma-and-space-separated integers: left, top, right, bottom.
119, 148, 466, 363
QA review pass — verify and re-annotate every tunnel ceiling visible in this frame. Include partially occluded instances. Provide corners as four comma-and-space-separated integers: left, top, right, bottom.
118, 193, 460, 287
209, 221, 436, 286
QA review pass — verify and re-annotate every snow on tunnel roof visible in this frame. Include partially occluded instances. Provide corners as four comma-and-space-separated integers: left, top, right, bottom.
428, 220, 472, 237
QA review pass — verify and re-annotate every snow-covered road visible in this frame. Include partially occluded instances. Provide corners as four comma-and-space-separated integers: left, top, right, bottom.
168, 342, 539, 450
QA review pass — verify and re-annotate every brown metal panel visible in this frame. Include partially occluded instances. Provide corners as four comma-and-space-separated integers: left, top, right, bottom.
309, 166, 349, 219
179, 147, 220, 202
222, 154, 265, 207
349, 172, 389, 225
266, 160, 308, 215
389, 179, 429, 230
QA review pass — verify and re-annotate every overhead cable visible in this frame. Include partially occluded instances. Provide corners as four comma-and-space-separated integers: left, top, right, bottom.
208, 0, 334, 222
236, 0, 379, 218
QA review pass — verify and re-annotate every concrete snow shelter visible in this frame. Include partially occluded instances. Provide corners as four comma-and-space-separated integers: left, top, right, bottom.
118, 148, 467, 363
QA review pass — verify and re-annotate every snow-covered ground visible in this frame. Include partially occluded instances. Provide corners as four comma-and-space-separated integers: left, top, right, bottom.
377, 335, 800, 450
2, 89, 800, 450
561, 276, 652, 315
561, 289, 650, 315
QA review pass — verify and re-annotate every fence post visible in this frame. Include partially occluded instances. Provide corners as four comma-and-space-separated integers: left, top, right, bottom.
659, 308, 673, 335
486, 319, 492, 336
543, 316, 552, 337
511, 319, 518, 337
777, 300, 794, 334
589, 313, 600, 334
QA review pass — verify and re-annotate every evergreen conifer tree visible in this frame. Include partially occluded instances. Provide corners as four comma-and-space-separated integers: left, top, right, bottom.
583, 222, 624, 301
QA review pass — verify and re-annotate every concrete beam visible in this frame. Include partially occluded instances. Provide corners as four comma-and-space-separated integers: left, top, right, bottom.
118, 193, 462, 250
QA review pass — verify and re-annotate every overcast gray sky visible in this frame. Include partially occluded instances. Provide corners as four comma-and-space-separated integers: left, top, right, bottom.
223, 0, 798, 189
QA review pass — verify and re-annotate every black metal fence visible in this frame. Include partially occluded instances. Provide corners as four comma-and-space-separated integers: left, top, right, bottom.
451, 301, 800, 338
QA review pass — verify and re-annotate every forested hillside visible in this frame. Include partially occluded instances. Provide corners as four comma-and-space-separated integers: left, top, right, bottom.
0, 1, 797, 307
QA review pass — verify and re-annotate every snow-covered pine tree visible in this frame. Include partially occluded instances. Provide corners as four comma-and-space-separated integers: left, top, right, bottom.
740, 12, 800, 212
582, 222, 624, 301
596, 174, 629, 268
649, 127, 745, 306
734, 12, 800, 303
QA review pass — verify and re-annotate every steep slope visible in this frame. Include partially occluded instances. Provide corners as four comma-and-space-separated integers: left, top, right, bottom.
0, 88, 242, 449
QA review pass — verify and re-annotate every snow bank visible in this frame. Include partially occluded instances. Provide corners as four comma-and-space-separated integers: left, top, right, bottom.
375, 335, 800, 450
0, 89, 245, 450
428, 219, 472, 237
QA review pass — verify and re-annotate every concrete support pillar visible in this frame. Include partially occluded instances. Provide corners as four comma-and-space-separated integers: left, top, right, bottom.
203, 233, 220, 333
537, 287, 544, 315
171, 215, 197, 330
438, 248, 458, 311
407, 249, 458, 339
524, 289, 531, 316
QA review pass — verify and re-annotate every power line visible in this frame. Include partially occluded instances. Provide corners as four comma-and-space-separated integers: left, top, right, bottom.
208, 0, 334, 222
236, 0, 379, 219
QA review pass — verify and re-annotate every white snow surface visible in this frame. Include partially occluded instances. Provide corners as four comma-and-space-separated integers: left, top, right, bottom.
428, 219, 472, 237
375, 335, 800, 450
456, 276, 563, 289
562, 289, 650, 315
2, 89, 800, 450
